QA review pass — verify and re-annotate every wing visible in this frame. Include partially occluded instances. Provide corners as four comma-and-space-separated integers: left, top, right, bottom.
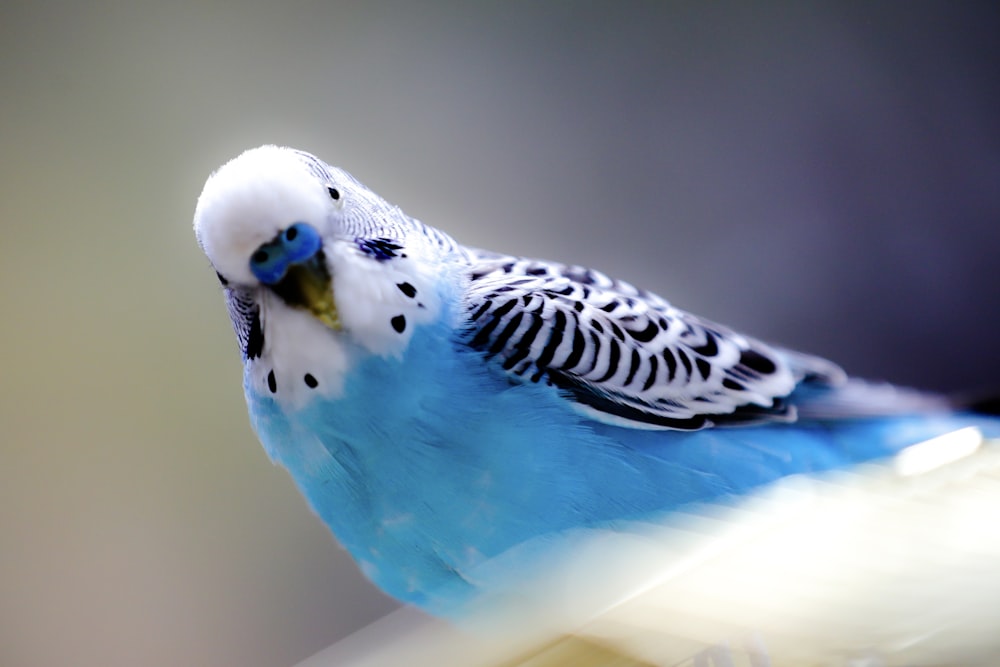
460, 250, 845, 431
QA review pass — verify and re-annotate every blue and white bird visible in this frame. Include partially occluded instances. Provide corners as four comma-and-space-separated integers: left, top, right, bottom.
193, 145, 999, 620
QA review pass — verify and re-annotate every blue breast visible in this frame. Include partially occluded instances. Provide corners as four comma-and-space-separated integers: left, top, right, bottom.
245, 315, 998, 614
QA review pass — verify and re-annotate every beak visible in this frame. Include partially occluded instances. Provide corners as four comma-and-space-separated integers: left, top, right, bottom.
270, 252, 341, 331
250, 224, 341, 331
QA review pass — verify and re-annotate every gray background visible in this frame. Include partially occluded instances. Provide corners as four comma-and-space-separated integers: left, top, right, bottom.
2, 2, 998, 666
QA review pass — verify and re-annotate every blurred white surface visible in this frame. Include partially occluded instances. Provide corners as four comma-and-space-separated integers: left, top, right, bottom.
301, 431, 1000, 667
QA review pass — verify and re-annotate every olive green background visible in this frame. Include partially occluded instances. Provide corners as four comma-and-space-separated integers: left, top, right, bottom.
2, 3, 998, 666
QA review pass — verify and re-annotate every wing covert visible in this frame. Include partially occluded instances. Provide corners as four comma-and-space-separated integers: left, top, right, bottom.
461, 251, 843, 431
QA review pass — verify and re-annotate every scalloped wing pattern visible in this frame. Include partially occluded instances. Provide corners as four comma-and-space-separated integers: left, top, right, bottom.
461, 251, 842, 430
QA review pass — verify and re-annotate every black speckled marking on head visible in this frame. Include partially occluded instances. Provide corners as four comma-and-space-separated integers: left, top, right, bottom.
292, 149, 336, 182
304, 373, 318, 388
396, 282, 417, 298
391, 315, 407, 333
267, 370, 277, 393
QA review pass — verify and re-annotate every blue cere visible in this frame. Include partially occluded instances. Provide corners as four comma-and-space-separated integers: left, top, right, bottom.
249, 222, 323, 285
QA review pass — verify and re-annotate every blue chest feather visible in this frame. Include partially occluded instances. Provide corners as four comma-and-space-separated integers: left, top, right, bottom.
246, 313, 995, 614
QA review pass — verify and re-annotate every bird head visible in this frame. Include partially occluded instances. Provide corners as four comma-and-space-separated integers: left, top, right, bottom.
195, 145, 361, 330
193, 145, 456, 402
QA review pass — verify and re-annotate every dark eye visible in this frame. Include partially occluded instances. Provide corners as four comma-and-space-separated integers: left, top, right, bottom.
327, 186, 340, 201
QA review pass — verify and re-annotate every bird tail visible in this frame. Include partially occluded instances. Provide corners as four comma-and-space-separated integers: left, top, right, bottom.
957, 391, 1000, 417
790, 378, 953, 420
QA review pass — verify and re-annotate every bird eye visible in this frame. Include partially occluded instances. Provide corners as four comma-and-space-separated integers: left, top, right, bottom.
327, 186, 340, 201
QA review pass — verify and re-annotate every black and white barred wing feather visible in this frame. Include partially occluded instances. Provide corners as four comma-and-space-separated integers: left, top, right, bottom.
461, 252, 845, 431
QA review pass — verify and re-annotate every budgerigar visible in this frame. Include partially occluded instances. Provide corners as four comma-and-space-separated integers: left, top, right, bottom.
193, 145, 999, 619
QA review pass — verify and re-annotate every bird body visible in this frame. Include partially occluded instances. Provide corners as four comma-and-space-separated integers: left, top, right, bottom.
194, 145, 998, 616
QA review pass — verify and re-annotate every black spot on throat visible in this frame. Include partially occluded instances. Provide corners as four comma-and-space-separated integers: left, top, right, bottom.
246, 312, 264, 360
396, 282, 417, 298
267, 370, 277, 393
304, 373, 318, 388
391, 315, 407, 333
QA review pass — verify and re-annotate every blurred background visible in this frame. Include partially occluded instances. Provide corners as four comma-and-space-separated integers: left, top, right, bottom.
1, 2, 998, 666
